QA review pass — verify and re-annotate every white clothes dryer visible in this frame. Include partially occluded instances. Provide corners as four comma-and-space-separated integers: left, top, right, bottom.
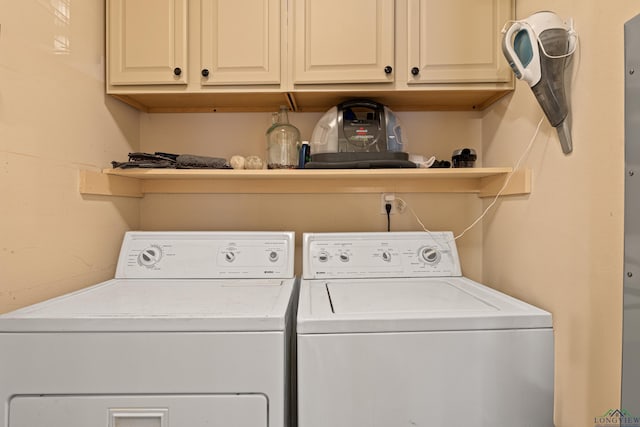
297, 232, 554, 427
0, 231, 297, 427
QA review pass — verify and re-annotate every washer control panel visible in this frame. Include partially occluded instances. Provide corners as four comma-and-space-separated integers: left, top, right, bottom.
303, 232, 461, 279
115, 231, 295, 279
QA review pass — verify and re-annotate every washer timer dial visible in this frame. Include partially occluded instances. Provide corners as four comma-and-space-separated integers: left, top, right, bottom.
419, 247, 441, 265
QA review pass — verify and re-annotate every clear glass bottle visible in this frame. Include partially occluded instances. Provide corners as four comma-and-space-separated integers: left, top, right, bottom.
267, 106, 301, 169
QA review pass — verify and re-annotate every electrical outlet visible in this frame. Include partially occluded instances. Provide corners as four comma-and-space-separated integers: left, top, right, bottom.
381, 193, 398, 215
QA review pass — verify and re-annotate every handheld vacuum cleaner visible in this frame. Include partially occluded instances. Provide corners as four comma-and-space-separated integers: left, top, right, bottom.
502, 11, 577, 154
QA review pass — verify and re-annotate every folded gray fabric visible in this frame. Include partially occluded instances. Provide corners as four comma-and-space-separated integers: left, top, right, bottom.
176, 154, 229, 169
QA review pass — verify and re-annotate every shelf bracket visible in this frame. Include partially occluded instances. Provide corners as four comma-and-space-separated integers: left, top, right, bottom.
79, 170, 143, 198
478, 168, 531, 198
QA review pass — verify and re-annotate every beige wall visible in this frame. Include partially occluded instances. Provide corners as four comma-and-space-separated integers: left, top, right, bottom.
138, 111, 486, 279
482, 1, 635, 426
1, 1, 634, 426
0, 1, 140, 313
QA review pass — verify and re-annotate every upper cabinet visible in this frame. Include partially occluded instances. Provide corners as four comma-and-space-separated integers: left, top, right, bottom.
291, 0, 395, 84
108, 0, 188, 85
406, 0, 512, 84
108, 0, 281, 87
200, 0, 281, 85
106, 0, 514, 112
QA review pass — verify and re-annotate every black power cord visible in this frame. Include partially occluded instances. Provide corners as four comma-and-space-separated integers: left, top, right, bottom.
385, 202, 392, 232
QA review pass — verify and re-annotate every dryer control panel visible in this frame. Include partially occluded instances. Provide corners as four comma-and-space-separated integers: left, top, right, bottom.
115, 231, 295, 279
302, 232, 461, 279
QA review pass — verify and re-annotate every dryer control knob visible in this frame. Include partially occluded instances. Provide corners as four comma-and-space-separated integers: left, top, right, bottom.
138, 246, 162, 268
269, 251, 279, 262
381, 251, 392, 262
419, 247, 441, 264
338, 253, 350, 263
224, 251, 236, 263
317, 251, 330, 262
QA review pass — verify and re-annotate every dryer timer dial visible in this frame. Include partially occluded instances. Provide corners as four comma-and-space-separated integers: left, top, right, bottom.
138, 245, 163, 268
317, 250, 330, 262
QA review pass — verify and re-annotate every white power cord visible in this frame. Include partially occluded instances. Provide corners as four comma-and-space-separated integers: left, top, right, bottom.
398, 116, 545, 240
453, 116, 544, 240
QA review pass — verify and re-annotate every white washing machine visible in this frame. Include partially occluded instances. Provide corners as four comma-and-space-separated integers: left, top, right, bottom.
297, 232, 554, 427
0, 231, 297, 427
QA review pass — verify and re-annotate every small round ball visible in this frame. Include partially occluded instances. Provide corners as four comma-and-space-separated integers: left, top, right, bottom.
230, 155, 246, 170
245, 156, 265, 170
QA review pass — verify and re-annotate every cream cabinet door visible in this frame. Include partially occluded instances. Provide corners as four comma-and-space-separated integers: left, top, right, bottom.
108, 0, 188, 85
292, 0, 395, 84
407, 0, 512, 83
201, 0, 281, 85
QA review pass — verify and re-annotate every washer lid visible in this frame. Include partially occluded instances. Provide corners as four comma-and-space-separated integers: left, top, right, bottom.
0, 278, 296, 332
297, 277, 551, 334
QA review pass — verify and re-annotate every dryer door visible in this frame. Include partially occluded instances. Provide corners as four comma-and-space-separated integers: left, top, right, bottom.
9, 394, 267, 427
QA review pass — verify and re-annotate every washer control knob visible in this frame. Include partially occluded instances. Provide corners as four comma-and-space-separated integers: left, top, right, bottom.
381, 251, 392, 262
138, 246, 162, 268
419, 247, 441, 264
338, 253, 350, 263
224, 251, 236, 263
318, 251, 330, 262
269, 251, 279, 262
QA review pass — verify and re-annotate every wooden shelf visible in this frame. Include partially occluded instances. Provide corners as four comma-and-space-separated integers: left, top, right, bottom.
79, 167, 531, 198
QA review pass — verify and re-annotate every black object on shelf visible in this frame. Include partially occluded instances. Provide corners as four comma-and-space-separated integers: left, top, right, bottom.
304, 152, 416, 169
452, 148, 477, 168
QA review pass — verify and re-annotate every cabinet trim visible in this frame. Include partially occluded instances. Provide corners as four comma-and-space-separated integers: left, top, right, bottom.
109, 88, 512, 113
